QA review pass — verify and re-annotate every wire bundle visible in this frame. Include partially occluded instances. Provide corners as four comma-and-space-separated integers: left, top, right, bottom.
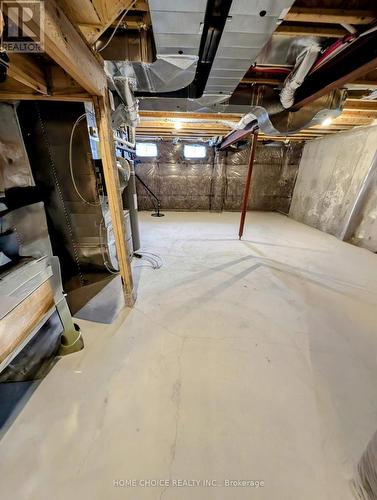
133, 251, 163, 270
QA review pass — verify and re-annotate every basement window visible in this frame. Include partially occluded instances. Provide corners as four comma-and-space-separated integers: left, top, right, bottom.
136, 142, 158, 157
184, 144, 206, 159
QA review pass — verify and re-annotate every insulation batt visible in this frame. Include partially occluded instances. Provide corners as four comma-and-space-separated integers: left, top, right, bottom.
135, 140, 303, 212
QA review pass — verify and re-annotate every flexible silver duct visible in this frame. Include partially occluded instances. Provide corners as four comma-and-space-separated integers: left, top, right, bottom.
110, 75, 140, 129
280, 43, 321, 109
108, 55, 198, 93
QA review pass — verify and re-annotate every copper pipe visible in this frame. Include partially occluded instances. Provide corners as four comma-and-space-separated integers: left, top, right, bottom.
238, 130, 259, 239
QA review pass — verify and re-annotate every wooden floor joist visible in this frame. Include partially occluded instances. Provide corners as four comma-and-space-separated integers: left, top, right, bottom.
284, 7, 377, 25
7, 54, 48, 95
39, 0, 107, 96
136, 103, 377, 141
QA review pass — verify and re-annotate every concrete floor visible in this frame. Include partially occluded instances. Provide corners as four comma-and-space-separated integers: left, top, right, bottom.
1, 211, 377, 500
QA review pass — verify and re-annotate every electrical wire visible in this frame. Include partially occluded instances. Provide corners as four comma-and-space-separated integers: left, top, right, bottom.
69, 113, 102, 206
0, 57, 8, 69
97, 0, 137, 53
138, 251, 163, 262
99, 221, 120, 274
133, 262, 158, 269
134, 251, 163, 269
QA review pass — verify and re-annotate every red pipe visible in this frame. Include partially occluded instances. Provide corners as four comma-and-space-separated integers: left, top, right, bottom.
238, 130, 259, 240
251, 66, 291, 75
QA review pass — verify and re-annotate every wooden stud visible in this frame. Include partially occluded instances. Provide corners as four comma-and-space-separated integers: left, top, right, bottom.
79, 0, 136, 43
93, 93, 135, 307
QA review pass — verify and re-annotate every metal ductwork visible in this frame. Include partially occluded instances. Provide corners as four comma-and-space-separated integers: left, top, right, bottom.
106, 0, 235, 98
203, 0, 295, 97
131, 0, 295, 101
105, 0, 208, 94
107, 56, 199, 94
234, 88, 346, 136
133, 0, 347, 135
107, 0, 368, 136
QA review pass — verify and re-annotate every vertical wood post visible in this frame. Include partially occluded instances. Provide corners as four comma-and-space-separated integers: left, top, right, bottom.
93, 93, 135, 306
238, 130, 259, 240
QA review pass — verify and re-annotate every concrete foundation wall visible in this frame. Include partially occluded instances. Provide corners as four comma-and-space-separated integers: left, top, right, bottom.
135, 140, 303, 213
290, 126, 377, 252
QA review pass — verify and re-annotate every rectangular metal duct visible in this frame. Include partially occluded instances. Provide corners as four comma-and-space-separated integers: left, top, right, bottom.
204, 0, 295, 96
148, 0, 207, 57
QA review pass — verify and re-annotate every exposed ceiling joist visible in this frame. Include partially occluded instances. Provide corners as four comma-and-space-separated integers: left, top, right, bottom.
0, 56, 91, 101
59, 0, 136, 44
276, 24, 346, 38
40, 0, 107, 96
136, 106, 377, 143
240, 77, 377, 90
7, 54, 48, 94
343, 100, 377, 111
284, 7, 377, 25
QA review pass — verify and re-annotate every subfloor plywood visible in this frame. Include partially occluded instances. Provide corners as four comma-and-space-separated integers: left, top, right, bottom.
0, 212, 377, 500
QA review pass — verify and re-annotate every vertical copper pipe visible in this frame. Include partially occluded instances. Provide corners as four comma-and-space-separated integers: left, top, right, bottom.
238, 130, 259, 239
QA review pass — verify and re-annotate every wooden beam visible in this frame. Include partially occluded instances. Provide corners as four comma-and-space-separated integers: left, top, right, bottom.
93, 93, 135, 306
0, 91, 92, 101
136, 130, 311, 141
47, 66, 92, 100
0, 64, 91, 101
130, 0, 148, 12
138, 122, 232, 130
241, 77, 377, 91
27, 0, 107, 96
345, 81, 377, 90
344, 100, 377, 111
276, 24, 346, 38
57, 0, 102, 27
7, 54, 48, 94
58, 0, 136, 43
81, 0, 136, 43
80, 18, 149, 32
285, 7, 377, 25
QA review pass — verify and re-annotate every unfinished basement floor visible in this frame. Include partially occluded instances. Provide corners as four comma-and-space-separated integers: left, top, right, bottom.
1, 212, 377, 500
